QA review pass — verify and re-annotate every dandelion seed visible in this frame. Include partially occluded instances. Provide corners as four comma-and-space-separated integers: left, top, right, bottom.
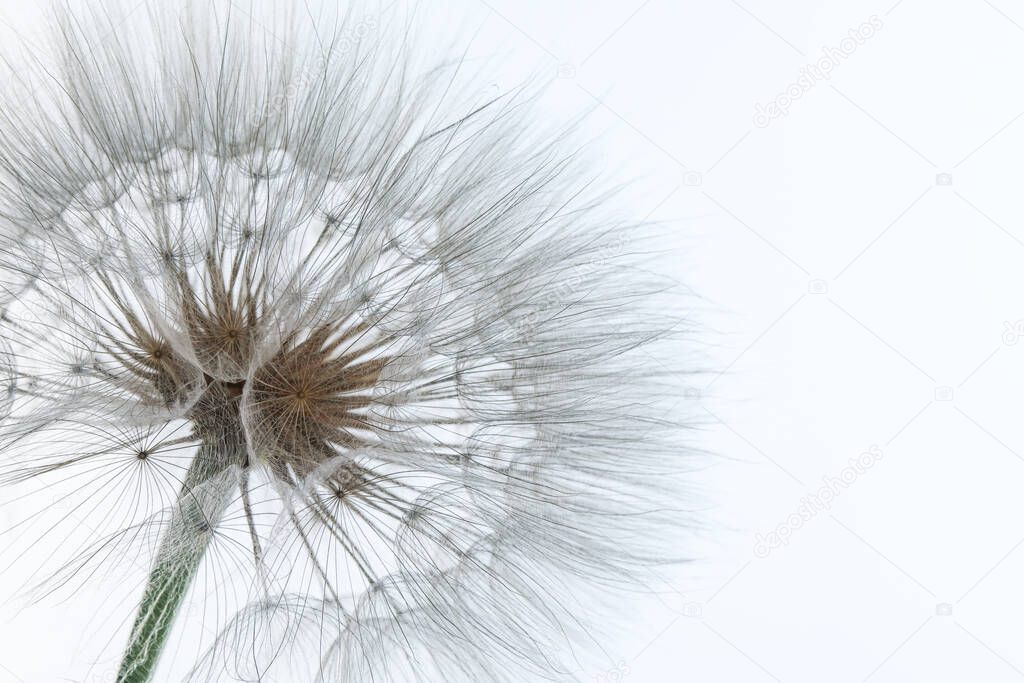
0, 2, 695, 682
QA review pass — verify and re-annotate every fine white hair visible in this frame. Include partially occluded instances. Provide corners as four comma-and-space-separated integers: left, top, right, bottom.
0, 2, 697, 681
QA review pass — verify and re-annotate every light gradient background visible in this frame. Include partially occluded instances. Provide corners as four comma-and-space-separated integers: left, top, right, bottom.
2, 1, 1024, 681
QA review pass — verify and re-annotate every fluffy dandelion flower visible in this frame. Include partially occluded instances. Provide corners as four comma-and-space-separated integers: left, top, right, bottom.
0, 2, 693, 681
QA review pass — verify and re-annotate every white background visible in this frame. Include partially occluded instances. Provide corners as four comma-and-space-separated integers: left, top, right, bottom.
3, 1, 1024, 682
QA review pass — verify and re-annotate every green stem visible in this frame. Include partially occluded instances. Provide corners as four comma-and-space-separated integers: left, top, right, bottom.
116, 442, 239, 682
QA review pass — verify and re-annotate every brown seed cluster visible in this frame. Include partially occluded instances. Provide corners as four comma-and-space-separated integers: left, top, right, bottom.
247, 322, 388, 479
96, 255, 388, 482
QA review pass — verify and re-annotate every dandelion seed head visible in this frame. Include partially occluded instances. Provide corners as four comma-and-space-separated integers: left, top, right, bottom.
0, 1, 698, 680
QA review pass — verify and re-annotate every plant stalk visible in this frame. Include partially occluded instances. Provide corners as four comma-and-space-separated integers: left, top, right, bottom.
116, 440, 240, 682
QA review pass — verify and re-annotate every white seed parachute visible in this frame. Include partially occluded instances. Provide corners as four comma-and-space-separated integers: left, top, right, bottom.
0, 1, 696, 681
